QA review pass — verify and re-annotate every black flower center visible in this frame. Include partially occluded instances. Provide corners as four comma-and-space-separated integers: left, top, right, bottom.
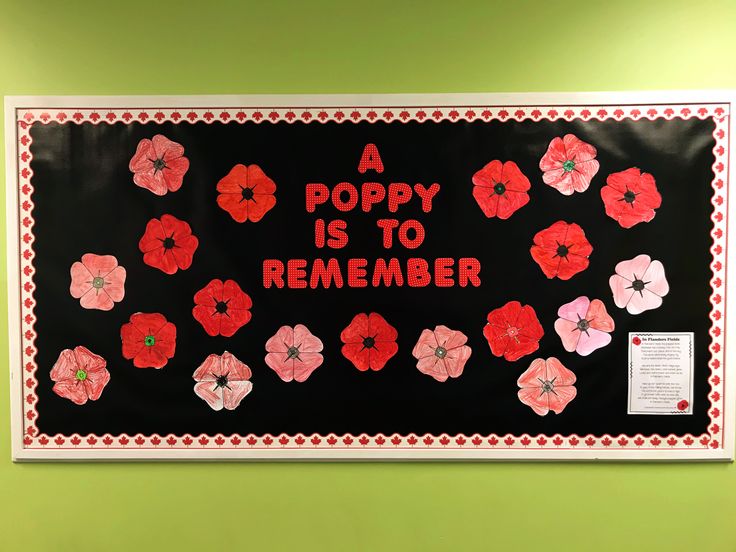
153, 158, 167, 171
435, 346, 448, 359
162, 237, 175, 249
215, 301, 228, 314
362, 336, 376, 349
286, 346, 301, 360
541, 380, 555, 393
631, 278, 646, 291
556, 244, 569, 257
241, 187, 254, 200
215, 374, 229, 388
577, 319, 590, 332
493, 182, 506, 195
623, 190, 636, 203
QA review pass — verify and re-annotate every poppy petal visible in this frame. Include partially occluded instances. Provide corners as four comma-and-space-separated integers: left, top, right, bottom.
587, 299, 615, 332
575, 328, 612, 356
192, 353, 221, 382
554, 318, 581, 353
217, 193, 250, 222
248, 164, 277, 194
194, 382, 224, 411
222, 380, 253, 410
53, 381, 90, 405
642, 260, 669, 297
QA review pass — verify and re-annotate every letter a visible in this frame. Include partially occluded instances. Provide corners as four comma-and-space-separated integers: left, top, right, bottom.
357, 143, 384, 174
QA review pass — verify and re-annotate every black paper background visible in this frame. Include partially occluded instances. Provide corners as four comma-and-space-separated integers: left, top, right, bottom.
29, 116, 714, 437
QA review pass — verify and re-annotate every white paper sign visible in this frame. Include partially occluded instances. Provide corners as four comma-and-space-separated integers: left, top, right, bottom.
628, 332, 694, 415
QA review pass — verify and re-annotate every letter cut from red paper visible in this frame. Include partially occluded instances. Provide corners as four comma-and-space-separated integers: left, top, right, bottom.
358, 143, 384, 174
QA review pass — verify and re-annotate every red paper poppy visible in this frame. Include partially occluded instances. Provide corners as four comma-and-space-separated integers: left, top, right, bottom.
539, 134, 599, 195
530, 220, 592, 280
120, 312, 177, 369
340, 312, 398, 371
139, 214, 199, 275
50, 345, 110, 405
193, 351, 253, 411
483, 300, 544, 362
600, 167, 662, 228
216, 164, 277, 223
192, 279, 253, 337
129, 134, 189, 195
471, 160, 531, 219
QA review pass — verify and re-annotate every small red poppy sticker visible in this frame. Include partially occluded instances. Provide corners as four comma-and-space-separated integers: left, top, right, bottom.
677, 400, 689, 411
632, 336, 642, 346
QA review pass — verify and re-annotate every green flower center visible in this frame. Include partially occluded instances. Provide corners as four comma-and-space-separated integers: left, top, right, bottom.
75, 369, 87, 381
493, 182, 506, 195
435, 346, 447, 359
92, 277, 105, 289
144, 335, 156, 346
562, 160, 576, 172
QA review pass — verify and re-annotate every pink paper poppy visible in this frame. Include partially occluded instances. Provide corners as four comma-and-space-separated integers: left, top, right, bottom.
193, 351, 253, 411
411, 325, 472, 382
265, 324, 324, 382
517, 357, 577, 416
554, 296, 615, 356
50, 345, 110, 405
69, 253, 126, 311
129, 134, 190, 195
609, 254, 669, 314
539, 134, 600, 195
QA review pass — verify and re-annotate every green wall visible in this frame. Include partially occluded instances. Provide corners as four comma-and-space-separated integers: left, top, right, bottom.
2, 1, 735, 550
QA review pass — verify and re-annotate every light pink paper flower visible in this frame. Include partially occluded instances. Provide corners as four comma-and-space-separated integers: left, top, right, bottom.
412, 325, 472, 382
193, 351, 253, 411
50, 346, 110, 405
609, 254, 669, 314
69, 253, 126, 311
517, 357, 577, 416
265, 324, 324, 382
129, 134, 189, 195
539, 134, 600, 195
554, 296, 615, 356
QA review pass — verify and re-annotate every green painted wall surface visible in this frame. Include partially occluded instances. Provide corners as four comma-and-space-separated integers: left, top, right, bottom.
1, 1, 735, 550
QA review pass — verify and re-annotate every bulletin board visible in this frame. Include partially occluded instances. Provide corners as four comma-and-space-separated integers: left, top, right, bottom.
5, 92, 734, 461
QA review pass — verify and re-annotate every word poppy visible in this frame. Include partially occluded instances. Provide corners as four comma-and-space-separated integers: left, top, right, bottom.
121, 312, 177, 369
530, 220, 592, 280
517, 357, 577, 416
129, 134, 189, 195
483, 301, 544, 362
471, 160, 531, 219
265, 324, 324, 382
554, 296, 615, 356
412, 325, 472, 382
50, 345, 110, 405
216, 164, 277, 223
193, 351, 253, 411
601, 167, 662, 228
193, 279, 252, 337
539, 134, 599, 195
69, 253, 126, 311
341, 312, 398, 371
139, 214, 199, 275
609, 254, 669, 314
